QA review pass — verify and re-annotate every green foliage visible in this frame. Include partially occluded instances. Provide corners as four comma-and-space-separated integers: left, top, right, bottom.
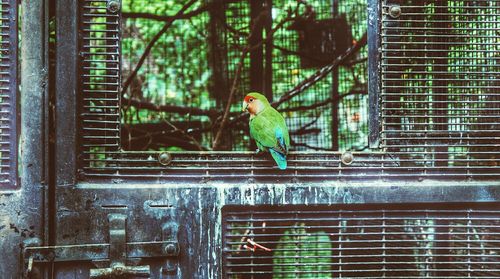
120, 0, 369, 151
273, 225, 332, 278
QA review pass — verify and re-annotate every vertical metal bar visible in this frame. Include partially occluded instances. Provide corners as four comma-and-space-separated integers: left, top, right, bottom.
20, 0, 48, 205
6, 0, 17, 186
367, 0, 381, 148
55, 0, 79, 262
263, 0, 273, 101
249, 0, 264, 94
208, 0, 228, 108
55, 0, 79, 186
432, 0, 449, 167
20, 0, 49, 276
331, 0, 339, 151
338, 212, 343, 278
0, 0, 19, 187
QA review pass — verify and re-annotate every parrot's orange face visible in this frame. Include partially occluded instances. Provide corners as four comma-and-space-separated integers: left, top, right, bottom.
242, 95, 265, 116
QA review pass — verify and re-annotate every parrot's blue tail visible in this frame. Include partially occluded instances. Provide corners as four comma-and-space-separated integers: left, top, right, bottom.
270, 149, 287, 170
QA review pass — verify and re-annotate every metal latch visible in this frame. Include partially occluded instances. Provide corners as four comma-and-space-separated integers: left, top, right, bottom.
23, 213, 179, 277
90, 214, 149, 278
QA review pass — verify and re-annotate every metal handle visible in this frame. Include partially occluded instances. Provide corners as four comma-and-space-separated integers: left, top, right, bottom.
90, 264, 150, 278
90, 214, 151, 278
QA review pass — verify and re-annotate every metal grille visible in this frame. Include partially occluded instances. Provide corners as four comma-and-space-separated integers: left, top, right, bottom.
378, 1, 500, 176
78, 0, 500, 182
80, 0, 121, 169
223, 204, 500, 278
0, 0, 17, 186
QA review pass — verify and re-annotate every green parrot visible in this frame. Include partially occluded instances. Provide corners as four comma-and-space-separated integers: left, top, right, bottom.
242, 92, 290, 170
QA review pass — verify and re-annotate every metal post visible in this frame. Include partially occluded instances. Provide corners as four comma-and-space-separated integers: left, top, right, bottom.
20, 0, 49, 276
367, 0, 381, 148
331, 0, 340, 150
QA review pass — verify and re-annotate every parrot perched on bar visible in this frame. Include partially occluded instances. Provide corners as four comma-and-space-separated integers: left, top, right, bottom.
242, 92, 290, 170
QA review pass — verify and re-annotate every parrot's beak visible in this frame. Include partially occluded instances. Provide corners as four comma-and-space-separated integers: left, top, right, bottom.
242, 101, 248, 112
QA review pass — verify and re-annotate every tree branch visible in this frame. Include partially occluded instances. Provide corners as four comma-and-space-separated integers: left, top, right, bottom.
274, 32, 368, 107
291, 140, 336, 151
122, 4, 211, 21
161, 118, 206, 151
218, 32, 368, 132
212, 6, 298, 150
122, 97, 220, 118
121, 0, 199, 97
279, 89, 367, 113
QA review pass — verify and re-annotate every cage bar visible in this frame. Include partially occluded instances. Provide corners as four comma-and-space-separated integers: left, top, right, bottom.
0, 0, 17, 187
78, 0, 499, 182
223, 204, 500, 278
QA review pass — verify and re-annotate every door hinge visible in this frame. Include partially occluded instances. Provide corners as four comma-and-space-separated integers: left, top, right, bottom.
23, 213, 179, 278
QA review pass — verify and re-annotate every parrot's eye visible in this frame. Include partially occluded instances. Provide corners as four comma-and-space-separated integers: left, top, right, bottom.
249, 98, 254, 102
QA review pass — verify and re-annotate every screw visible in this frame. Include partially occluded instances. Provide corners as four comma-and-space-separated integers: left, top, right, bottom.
114, 266, 125, 276
107, 0, 121, 13
389, 5, 401, 18
158, 152, 172, 166
341, 152, 354, 165
165, 244, 177, 255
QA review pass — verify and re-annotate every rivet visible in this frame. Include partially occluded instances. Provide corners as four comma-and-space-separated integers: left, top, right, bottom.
389, 5, 401, 18
107, 0, 121, 13
158, 152, 172, 166
341, 152, 354, 166
165, 243, 176, 255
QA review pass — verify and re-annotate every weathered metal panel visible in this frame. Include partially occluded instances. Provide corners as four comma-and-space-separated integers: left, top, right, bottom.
0, 0, 48, 278
0, 0, 18, 188
368, 0, 381, 148
47, 182, 500, 277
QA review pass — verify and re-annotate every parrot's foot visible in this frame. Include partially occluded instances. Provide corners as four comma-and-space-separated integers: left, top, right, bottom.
255, 148, 264, 155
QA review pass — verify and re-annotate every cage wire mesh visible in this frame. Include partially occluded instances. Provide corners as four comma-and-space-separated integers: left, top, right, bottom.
380, 0, 500, 177
78, 0, 499, 181
0, 0, 17, 186
223, 204, 500, 278
80, 0, 121, 169
120, 0, 368, 152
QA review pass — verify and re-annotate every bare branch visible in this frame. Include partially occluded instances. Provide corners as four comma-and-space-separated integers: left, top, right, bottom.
291, 128, 321, 136
217, 32, 368, 133
291, 140, 336, 151
212, 7, 298, 150
160, 117, 207, 151
122, 4, 211, 21
122, 97, 220, 118
279, 90, 367, 113
274, 32, 368, 107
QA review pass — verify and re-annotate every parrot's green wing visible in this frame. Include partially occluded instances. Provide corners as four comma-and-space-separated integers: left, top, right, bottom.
249, 107, 290, 169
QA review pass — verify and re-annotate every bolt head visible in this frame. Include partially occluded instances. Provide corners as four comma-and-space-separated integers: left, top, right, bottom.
389, 5, 401, 18
341, 152, 354, 166
165, 243, 177, 255
114, 266, 124, 275
107, 0, 121, 13
158, 152, 173, 166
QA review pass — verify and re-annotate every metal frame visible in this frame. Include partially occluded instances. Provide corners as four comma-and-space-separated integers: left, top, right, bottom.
47, 0, 500, 278
367, 0, 381, 148
0, 0, 49, 277
0, 0, 18, 188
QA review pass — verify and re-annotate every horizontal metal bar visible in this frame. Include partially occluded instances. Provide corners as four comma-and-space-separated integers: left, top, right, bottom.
24, 241, 174, 262
384, 19, 500, 24
382, 27, 498, 31
227, 269, 500, 275
226, 261, 500, 268
227, 253, 500, 261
